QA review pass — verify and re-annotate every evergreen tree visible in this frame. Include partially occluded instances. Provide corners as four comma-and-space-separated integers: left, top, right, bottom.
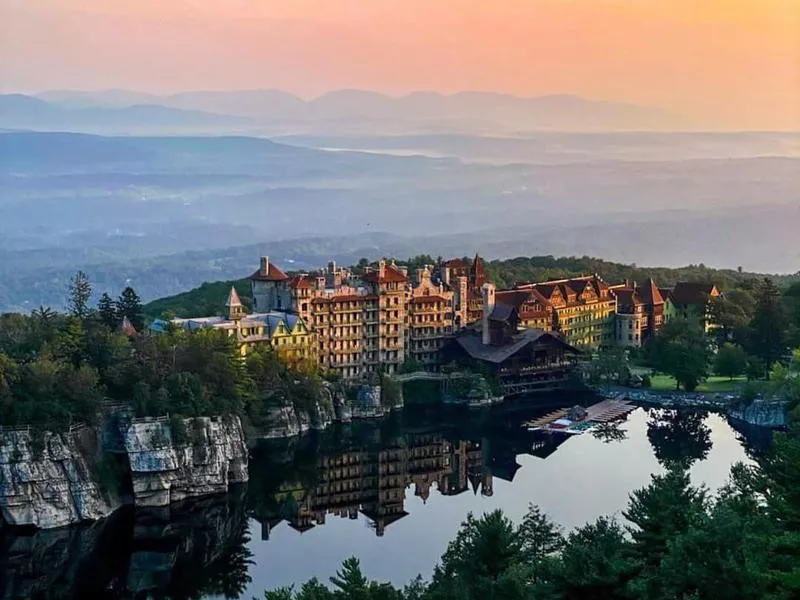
67, 270, 92, 319
117, 286, 144, 331
97, 292, 119, 328
748, 278, 788, 374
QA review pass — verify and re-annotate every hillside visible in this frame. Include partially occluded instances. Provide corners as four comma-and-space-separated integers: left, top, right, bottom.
143, 254, 799, 320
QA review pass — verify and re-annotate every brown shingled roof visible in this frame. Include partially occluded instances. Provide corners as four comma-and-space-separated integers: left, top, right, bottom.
361, 264, 407, 284
288, 275, 312, 289
670, 282, 719, 306
250, 262, 289, 282
637, 278, 664, 306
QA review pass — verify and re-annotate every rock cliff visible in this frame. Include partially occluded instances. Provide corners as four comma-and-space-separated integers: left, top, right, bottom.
728, 399, 788, 428
0, 426, 121, 529
124, 416, 248, 507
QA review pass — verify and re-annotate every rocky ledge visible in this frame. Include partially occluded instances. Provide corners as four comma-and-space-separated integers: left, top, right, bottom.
0, 426, 121, 529
124, 416, 248, 507
727, 399, 788, 428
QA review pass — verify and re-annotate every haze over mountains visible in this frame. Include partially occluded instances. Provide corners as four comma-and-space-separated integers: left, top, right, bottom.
1, 89, 692, 135
1, 120, 798, 312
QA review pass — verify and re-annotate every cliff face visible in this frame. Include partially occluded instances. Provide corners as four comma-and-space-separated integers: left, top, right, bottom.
0, 427, 121, 529
124, 416, 248, 507
728, 399, 788, 428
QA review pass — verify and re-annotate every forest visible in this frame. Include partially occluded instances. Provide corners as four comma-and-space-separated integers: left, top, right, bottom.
0, 273, 329, 432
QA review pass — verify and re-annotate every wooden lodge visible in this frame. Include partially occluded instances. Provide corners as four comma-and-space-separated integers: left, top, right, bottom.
443, 284, 582, 396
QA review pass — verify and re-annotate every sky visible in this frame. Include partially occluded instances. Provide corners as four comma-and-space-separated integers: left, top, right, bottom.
1, 0, 798, 129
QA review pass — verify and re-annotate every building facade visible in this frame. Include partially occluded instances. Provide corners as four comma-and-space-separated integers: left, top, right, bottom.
609, 279, 665, 347
151, 286, 316, 368
495, 275, 616, 349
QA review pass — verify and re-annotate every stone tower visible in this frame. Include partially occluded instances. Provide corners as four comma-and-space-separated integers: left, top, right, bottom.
482, 282, 496, 345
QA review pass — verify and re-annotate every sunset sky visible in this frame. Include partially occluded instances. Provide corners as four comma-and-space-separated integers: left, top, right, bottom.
1, 0, 798, 129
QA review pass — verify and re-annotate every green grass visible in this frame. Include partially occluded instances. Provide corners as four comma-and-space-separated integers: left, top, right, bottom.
648, 374, 746, 393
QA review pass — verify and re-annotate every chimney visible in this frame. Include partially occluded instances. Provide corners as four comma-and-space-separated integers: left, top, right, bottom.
442, 266, 451, 286
400, 265, 408, 278
482, 282, 496, 345
260, 256, 270, 276
378, 259, 386, 280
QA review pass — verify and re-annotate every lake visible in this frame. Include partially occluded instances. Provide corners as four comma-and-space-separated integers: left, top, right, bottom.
0, 400, 769, 599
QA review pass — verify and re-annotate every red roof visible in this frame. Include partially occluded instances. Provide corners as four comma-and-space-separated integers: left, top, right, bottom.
250, 262, 289, 282
637, 278, 664, 306
289, 275, 312, 290
361, 264, 407, 284
670, 282, 719, 306
445, 258, 470, 269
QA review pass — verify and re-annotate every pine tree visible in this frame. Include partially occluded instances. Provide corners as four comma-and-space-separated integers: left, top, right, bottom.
67, 271, 92, 319
749, 278, 788, 374
97, 293, 119, 328
117, 286, 144, 331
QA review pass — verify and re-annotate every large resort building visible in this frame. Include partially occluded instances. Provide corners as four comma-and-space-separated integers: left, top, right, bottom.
155, 252, 726, 381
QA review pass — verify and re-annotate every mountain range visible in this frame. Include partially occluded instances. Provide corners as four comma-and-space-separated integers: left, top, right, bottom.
1, 89, 692, 134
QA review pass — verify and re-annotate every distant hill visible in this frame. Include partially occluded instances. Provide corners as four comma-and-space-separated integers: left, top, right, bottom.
32, 89, 690, 132
0, 94, 250, 132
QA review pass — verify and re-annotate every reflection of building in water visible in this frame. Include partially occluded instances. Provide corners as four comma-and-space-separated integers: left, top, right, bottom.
258, 433, 493, 538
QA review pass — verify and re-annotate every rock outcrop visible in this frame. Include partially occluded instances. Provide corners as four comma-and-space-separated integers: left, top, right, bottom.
728, 399, 788, 428
124, 416, 248, 507
0, 426, 121, 529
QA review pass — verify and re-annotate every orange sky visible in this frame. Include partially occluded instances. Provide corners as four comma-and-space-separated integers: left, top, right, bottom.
1, 0, 798, 129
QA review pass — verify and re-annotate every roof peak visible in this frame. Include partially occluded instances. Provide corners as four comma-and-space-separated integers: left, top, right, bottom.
225, 286, 243, 307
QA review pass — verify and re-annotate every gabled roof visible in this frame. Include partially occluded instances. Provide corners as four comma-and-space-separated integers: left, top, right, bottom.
637, 278, 664, 305
444, 258, 470, 270
489, 303, 516, 323
670, 282, 719, 306
612, 288, 640, 307
361, 264, 407, 284
453, 328, 581, 364
288, 275, 312, 290
250, 262, 289, 282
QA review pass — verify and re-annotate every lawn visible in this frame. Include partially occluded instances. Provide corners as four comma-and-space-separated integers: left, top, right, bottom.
648, 374, 747, 393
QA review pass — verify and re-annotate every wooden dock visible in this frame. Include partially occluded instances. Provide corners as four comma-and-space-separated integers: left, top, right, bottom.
524, 399, 635, 432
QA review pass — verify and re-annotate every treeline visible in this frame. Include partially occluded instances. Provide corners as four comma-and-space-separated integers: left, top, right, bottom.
0, 273, 327, 431
265, 413, 800, 600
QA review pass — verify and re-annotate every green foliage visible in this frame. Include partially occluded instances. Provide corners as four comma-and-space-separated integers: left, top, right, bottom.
143, 278, 252, 320
380, 374, 402, 408
748, 278, 788, 371
714, 343, 748, 380
588, 346, 629, 388
67, 270, 92, 319
649, 317, 711, 391
117, 286, 145, 331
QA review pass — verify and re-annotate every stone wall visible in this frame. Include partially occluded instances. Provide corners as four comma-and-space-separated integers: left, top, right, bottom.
124, 416, 248, 507
0, 427, 121, 529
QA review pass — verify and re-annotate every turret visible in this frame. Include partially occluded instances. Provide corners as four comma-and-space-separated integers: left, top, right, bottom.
226, 286, 245, 321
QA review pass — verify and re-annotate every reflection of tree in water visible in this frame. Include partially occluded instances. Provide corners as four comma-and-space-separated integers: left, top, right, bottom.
592, 421, 628, 444
647, 408, 712, 467
728, 418, 774, 459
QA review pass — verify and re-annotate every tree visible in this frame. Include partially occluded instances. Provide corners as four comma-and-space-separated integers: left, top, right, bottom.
714, 343, 747, 380
67, 270, 92, 318
554, 517, 635, 600
429, 510, 528, 600
745, 356, 766, 381
117, 286, 144, 331
650, 317, 711, 391
518, 504, 564, 584
708, 295, 749, 344
748, 278, 788, 374
97, 292, 119, 328
624, 468, 708, 569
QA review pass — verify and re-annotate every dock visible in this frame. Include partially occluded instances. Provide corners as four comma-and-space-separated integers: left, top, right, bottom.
524, 399, 635, 434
